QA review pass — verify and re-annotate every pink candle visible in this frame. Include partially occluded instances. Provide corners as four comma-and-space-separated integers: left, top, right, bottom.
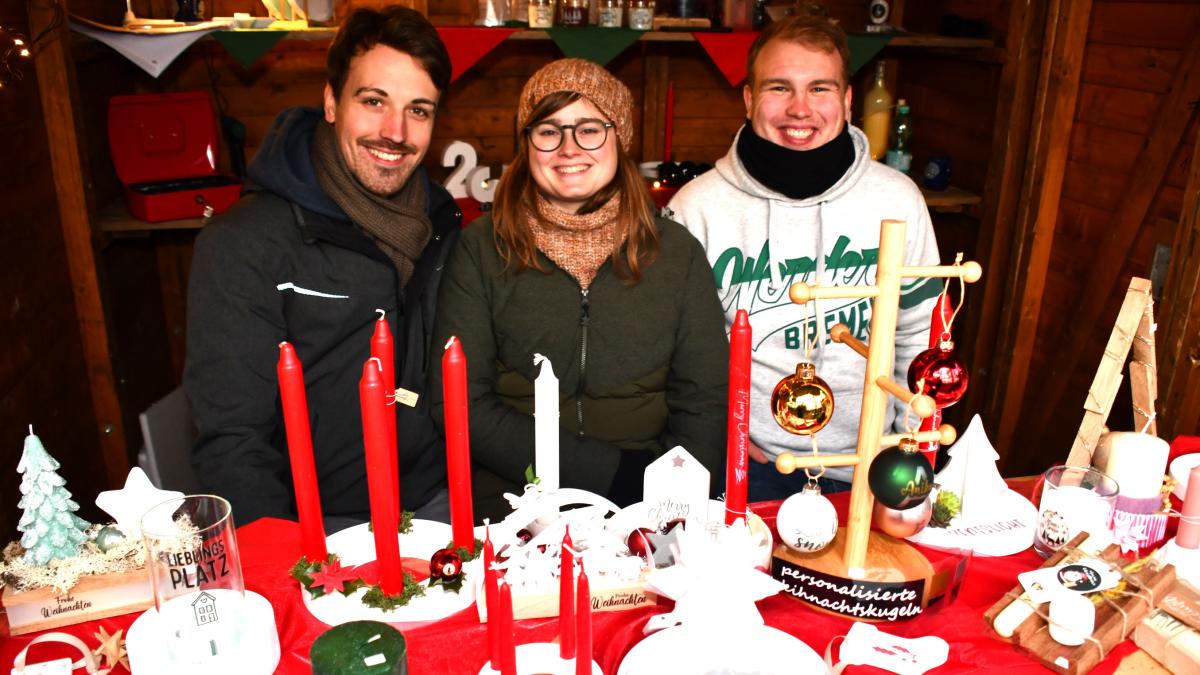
442, 336, 475, 553
725, 309, 751, 526
276, 342, 327, 561
575, 562, 592, 675
1178, 465, 1200, 549
560, 527, 575, 659
371, 310, 400, 523
498, 578, 517, 675
663, 82, 674, 161
360, 358, 403, 593
483, 529, 501, 666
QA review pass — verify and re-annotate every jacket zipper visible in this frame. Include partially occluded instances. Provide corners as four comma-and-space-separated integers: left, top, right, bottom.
576, 288, 590, 437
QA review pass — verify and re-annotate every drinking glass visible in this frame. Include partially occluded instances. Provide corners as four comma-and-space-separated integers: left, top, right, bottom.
141, 495, 245, 664
1032, 466, 1118, 558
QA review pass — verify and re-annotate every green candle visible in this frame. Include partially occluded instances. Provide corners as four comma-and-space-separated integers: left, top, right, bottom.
310, 621, 407, 675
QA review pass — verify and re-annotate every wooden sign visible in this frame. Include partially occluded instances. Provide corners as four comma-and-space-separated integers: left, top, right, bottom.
0, 568, 153, 636
476, 571, 655, 622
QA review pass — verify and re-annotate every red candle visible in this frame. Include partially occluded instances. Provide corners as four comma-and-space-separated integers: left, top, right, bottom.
575, 562, 592, 675
663, 82, 674, 162
1178, 465, 1200, 549
371, 310, 400, 523
725, 310, 751, 526
483, 529, 501, 666
442, 336, 475, 553
360, 358, 403, 594
497, 577, 517, 675
276, 342, 327, 562
559, 527, 575, 659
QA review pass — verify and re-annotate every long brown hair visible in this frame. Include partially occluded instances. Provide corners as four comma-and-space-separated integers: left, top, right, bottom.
492, 91, 660, 283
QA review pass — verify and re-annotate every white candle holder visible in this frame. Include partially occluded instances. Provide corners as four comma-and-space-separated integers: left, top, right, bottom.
477, 642, 602, 675
1157, 537, 1200, 586
126, 589, 280, 674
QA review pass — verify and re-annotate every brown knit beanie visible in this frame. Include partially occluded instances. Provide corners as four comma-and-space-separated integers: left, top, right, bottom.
518, 58, 634, 151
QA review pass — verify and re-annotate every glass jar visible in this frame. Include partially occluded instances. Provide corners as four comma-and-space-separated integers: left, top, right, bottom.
560, 0, 589, 26
529, 0, 555, 27
628, 0, 653, 29
598, 0, 623, 27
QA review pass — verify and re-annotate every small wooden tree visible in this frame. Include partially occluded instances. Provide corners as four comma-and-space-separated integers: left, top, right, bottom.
17, 426, 92, 565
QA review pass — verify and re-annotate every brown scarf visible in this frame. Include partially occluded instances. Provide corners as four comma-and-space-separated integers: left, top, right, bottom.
311, 121, 432, 287
528, 194, 624, 289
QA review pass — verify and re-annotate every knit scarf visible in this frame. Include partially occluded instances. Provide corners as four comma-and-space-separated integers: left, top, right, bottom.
528, 193, 623, 289
311, 121, 432, 288
736, 121, 855, 200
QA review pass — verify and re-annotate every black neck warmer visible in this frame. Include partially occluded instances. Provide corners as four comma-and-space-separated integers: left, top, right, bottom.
735, 121, 855, 200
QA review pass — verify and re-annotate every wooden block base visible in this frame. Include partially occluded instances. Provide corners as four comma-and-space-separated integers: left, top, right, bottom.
770, 528, 934, 622
0, 568, 153, 636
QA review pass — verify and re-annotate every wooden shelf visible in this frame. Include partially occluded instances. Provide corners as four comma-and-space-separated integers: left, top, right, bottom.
97, 200, 206, 233
921, 185, 982, 213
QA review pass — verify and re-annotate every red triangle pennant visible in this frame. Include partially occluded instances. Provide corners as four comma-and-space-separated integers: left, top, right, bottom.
693, 31, 761, 87
436, 27, 519, 83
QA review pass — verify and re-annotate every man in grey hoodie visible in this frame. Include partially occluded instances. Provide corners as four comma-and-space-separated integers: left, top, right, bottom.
668, 14, 942, 502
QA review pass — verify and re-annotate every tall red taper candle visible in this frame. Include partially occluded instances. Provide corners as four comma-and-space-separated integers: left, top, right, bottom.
360, 358, 403, 594
483, 529, 501, 666
663, 82, 674, 161
371, 310, 400, 523
726, 310, 751, 526
575, 562, 592, 675
277, 342, 327, 561
559, 527, 575, 659
442, 336, 475, 553
1178, 465, 1200, 549
918, 292, 955, 465
497, 578, 517, 675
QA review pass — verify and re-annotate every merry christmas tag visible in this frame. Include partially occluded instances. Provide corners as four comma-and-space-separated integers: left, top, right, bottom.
1018, 558, 1120, 603
839, 622, 949, 675
642, 446, 709, 530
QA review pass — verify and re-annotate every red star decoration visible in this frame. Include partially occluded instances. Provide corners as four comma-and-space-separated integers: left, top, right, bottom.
309, 559, 357, 594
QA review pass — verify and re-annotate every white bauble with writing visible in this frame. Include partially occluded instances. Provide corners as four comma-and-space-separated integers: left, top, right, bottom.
776, 484, 838, 553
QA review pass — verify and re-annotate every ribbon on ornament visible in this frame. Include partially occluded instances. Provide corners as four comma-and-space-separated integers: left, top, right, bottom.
11, 632, 106, 675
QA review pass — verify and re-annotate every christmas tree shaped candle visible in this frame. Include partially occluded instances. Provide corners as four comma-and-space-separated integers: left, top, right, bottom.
17, 425, 92, 565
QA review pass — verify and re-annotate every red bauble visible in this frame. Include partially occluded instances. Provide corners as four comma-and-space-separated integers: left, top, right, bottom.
516, 528, 533, 544
626, 527, 656, 561
907, 339, 969, 408
429, 547, 462, 580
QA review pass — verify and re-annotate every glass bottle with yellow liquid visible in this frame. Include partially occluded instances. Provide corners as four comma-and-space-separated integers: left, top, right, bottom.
862, 61, 893, 161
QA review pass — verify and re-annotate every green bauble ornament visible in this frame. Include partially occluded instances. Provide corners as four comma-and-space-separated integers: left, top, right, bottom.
868, 437, 934, 510
311, 620, 407, 675
94, 525, 126, 552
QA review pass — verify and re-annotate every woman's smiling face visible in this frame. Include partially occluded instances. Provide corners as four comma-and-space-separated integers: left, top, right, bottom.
527, 98, 619, 214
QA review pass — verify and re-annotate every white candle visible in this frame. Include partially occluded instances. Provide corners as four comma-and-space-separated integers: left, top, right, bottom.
533, 354, 560, 490
1048, 591, 1095, 646
1094, 432, 1169, 500
1042, 484, 1114, 542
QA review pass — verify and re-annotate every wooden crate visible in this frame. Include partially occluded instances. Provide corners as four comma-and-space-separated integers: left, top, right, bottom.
1, 568, 153, 636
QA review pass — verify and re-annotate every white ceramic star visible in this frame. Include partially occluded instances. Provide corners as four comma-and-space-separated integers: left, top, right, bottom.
95, 467, 182, 538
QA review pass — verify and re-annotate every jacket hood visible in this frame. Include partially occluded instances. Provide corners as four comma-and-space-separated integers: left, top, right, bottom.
714, 124, 872, 205
247, 106, 455, 224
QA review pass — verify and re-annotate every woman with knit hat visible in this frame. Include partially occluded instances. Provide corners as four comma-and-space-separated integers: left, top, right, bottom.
430, 58, 729, 522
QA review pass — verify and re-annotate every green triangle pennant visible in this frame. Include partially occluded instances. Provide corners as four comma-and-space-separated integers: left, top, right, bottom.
545, 27, 643, 66
212, 30, 290, 69
847, 34, 893, 76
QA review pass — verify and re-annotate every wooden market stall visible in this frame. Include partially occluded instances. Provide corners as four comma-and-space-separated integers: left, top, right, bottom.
1, 0, 1197, 556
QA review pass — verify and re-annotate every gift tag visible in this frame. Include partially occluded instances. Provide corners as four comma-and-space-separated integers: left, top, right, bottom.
10, 659, 74, 675
1018, 558, 1120, 603
642, 446, 709, 530
838, 622, 948, 675
392, 388, 419, 408
1160, 580, 1200, 632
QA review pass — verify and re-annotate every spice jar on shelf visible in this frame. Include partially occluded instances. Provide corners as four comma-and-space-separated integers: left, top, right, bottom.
529, 0, 555, 26
598, 0, 624, 27
628, 0, 653, 29
560, 0, 589, 26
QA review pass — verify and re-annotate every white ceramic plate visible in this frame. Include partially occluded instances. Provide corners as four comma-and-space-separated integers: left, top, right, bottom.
617, 625, 823, 675
905, 488, 1037, 557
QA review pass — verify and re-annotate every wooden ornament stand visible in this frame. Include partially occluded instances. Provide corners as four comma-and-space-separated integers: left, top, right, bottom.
770, 219, 981, 618
1063, 277, 1157, 468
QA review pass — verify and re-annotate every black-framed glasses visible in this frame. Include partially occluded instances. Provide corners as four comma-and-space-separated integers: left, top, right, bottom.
525, 120, 615, 152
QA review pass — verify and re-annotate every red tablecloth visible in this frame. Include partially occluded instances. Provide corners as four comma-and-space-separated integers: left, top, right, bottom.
13, 468, 1189, 674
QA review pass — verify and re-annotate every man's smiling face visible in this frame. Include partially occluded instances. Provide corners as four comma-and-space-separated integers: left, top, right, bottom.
744, 39, 851, 151
323, 44, 439, 195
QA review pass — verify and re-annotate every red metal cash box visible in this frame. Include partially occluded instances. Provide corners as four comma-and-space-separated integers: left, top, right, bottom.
108, 91, 242, 223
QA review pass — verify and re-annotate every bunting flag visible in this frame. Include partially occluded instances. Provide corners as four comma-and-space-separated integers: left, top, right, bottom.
546, 26, 643, 66
694, 31, 893, 87
212, 30, 290, 69
437, 27, 519, 82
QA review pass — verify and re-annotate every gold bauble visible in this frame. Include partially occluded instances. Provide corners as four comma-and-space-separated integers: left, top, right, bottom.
771, 362, 835, 435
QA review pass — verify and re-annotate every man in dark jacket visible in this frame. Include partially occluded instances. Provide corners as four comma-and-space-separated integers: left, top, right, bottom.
185, 7, 461, 529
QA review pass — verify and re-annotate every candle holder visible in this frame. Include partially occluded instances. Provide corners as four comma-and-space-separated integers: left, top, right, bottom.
478, 643, 602, 675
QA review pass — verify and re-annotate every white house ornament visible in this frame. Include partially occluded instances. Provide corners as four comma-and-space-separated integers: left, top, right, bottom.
775, 483, 838, 553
